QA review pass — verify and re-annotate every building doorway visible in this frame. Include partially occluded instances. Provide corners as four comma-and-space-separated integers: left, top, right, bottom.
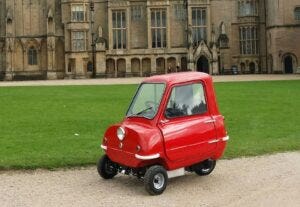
284, 56, 293, 74
240, 63, 246, 74
87, 61, 93, 73
249, 62, 256, 74
197, 56, 209, 74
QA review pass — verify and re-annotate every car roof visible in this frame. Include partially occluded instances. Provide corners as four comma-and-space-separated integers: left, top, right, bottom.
143, 72, 211, 85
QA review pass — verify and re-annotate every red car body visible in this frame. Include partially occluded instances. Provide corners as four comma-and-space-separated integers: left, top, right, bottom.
99, 72, 229, 195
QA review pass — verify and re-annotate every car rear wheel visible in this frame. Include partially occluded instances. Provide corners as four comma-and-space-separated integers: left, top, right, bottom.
144, 165, 168, 195
194, 159, 216, 176
97, 155, 118, 179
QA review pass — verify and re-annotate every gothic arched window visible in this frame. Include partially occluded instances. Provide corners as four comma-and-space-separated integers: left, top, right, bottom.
151, 9, 167, 48
239, 26, 259, 55
28, 47, 38, 65
112, 10, 127, 49
191, 8, 207, 44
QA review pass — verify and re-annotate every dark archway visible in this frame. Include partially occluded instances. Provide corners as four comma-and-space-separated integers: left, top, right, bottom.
131, 58, 140, 77
181, 57, 187, 71
240, 63, 246, 74
284, 56, 293, 74
197, 56, 209, 74
156, 58, 165, 74
106, 59, 115, 78
249, 62, 256, 74
87, 61, 93, 72
117, 59, 126, 77
142, 58, 151, 77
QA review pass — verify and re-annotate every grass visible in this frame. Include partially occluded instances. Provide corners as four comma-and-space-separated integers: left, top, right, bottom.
215, 81, 300, 158
0, 80, 299, 169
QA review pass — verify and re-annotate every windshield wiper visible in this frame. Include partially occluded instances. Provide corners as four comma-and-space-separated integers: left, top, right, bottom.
128, 107, 153, 117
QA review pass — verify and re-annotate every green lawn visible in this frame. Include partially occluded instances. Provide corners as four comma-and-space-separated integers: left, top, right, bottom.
0, 80, 299, 170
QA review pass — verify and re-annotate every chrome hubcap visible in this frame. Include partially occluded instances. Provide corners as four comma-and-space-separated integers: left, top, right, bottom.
202, 167, 211, 173
153, 173, 165, 190
201, 160, 213, 173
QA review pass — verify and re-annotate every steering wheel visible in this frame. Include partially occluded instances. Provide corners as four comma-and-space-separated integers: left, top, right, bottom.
145, 101, 157, 109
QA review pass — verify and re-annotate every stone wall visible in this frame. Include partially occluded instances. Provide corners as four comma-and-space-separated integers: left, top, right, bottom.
266, 0, 300, 73
0, 0, 65, 80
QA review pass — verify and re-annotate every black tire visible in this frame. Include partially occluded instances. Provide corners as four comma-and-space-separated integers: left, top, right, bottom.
144, 165, 168, 195
194, 159, 216, 176
97, 155, 118, 179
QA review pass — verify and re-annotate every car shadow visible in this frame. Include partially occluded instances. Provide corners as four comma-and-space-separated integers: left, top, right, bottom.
95, 172, 218, 196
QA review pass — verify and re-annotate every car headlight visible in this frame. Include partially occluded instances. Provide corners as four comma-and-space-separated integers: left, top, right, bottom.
117, 127, 126, 141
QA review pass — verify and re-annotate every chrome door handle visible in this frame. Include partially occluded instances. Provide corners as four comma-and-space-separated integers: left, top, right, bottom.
160, 119, 169, 124
204, 119, 215, 124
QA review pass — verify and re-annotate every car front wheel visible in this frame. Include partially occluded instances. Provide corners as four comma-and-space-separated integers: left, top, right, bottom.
194, 159, 216, 176
97, 155, 118, 179
144, 165, 168, 195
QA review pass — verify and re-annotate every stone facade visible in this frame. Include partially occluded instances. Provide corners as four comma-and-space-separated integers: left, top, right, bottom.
0, 0, 299, 80
265, 0, 300, 74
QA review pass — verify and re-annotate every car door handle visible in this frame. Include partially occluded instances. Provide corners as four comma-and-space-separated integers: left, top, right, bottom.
204, 119, 216, 124
160, 119, 169, 124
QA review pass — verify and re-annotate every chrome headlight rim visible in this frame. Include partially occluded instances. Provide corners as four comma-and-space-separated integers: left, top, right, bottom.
117, 127, 126, 141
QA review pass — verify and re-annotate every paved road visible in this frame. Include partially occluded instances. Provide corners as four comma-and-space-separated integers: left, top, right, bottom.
0, 74, 299, 87
1, 152, 299, 207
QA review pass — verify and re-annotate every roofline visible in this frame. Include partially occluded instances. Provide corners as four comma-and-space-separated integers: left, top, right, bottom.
143, 72, 212, 85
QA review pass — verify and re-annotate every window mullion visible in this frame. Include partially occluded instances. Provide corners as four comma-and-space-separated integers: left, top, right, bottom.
246, 27, 249, 54
250, 27, 252, 54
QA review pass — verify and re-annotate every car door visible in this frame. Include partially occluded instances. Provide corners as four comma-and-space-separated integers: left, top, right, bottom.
158, 82, 217, 162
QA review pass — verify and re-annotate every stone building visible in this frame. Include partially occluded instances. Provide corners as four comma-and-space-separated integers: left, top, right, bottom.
0, 0, 299, 80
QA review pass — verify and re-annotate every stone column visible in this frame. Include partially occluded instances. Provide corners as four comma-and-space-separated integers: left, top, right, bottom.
108, 9, 113, 50
65, 56, 70, 78
47, 36, 57, 80
75, 57, 85, 78
211, 44, 219, 75
147, 7, 152, 49
0, 42, 5, 76
167, 7, 171, 49
176, 56, 181, 72
126, 7, 131, 50
165, 57, 168, 74
187, 48, 195, 71
114, 58, 118, 78
96, 52, 106, 77
5, 52, 13, 81
95, 40, 107, 77
126, 57, 132, 77
5, 38, 14, 80
139, 58, 143, 77
151, 57, 157, 75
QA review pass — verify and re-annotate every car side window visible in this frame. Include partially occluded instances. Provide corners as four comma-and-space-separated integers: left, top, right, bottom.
165, 83, 207, 118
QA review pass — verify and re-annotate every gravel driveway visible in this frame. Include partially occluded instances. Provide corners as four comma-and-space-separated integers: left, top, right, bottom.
1, 152, 299, 207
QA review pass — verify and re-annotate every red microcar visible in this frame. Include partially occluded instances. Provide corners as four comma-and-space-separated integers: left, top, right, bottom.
97, 72, 229, 195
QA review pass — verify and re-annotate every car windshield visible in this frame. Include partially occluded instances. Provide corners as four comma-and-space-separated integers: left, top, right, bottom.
127, 83, 165, 119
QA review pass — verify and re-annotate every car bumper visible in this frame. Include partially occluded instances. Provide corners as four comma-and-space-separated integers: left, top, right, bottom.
101, 145, 160, 168
135, 153, 160, 160
208, 136, 230, 144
